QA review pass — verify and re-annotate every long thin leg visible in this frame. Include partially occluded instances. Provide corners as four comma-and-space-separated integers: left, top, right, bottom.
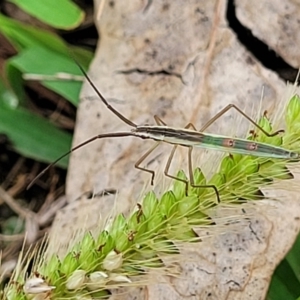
154, 115, 167, 125
133, 115, 167, 185
184, 122, 197, 131
199, 104, 283, 136
135, 142, 161, 185
163, 123, 195, 194
188, 146, 220, 203
163, 123, 220, 202
164, 144, 182, 184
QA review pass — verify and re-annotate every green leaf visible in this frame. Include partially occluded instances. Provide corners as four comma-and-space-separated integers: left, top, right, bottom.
2, 216, 25, 235
8, 0, 85, 29
286, 234, 300, 282
0, 13, 93, 106
0, 75, 19, 108
267, 259, 300, 300
0, 104, 71, 167
6, 46, 89, 106
0, 13, 67, 52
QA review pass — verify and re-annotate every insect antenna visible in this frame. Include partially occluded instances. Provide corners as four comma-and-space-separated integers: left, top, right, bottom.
27, 62, 138, 189
27, 131, 135, 189
74, 61, 137, 128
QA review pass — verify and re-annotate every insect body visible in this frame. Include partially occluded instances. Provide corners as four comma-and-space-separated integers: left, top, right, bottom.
133, 125, 298, 159
27, 62, 299, 203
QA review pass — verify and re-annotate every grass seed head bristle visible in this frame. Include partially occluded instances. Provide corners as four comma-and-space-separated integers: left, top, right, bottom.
3, 84, 300, 299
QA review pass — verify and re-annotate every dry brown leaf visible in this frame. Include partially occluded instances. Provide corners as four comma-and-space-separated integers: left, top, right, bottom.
47, 1, 300, 299
236, 0, 300, 68
66, 0, 286, 203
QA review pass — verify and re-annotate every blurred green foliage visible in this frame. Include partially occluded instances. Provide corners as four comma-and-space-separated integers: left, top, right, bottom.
0, 6, 93, 167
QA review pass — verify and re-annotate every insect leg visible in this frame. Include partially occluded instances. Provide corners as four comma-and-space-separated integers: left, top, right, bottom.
162, 123, 204, 196
163, 144, 190, 193
199, 104, 283, 136
135, 142, 161, 185
133, 115, 168, 184
154, 115, 167, 125
188, 146, 220, 203
163, 123, 196, 195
